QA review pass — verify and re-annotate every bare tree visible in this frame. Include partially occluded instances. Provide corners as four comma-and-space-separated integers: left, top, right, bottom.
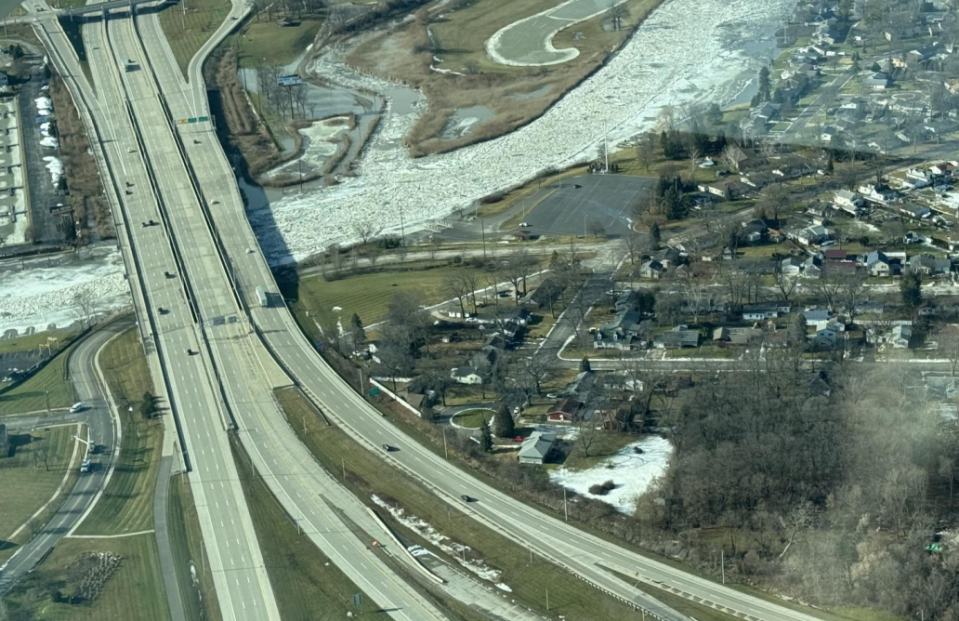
444, 275, 472, 318
938, 324, 959, 376
352, 219, 382, 246
72, 290, 96, 330
606, 1, 629, 30
635, 132, 656, 172
576, 415, 598, 457
499, 250, 536, 303
774, 266, 798, 303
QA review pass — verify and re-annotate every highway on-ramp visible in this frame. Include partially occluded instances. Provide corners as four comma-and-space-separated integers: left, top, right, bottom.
0, 319, 125, 596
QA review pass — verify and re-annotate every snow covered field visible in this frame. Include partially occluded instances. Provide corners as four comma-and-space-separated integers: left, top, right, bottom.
252, 0, 794, 265
0, 247, 130, 335
550, 435, 672, 514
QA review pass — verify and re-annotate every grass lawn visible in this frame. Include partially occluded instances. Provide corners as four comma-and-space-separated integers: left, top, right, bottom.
1, 535, 171, 621
168, 474, 223, 621
229, 430, 383, 620
0, 329, 77, 356
74, 329, 161, 535
0, 424, 81, 544
231, 18, 323, 69
0, 342, 77, 418
606, 568, 741, 621
277, 387, 650, 621
450, 408, 492, 429
283, 262, 498, 334
157, 0, 232, 76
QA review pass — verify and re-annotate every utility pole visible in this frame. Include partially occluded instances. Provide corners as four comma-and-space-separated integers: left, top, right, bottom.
480, 218, 487, 260
721, 548, 725, 585
341, 457, 346, 479
546, 587, 549, 611
604, 118, 609, 173
442, 427, 449, 459
563, 487, 568, 522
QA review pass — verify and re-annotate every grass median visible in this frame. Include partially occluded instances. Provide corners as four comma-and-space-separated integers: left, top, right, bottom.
73, 328, 162, 535
157, 0, 232, 76
228, 434, 382, 620
276, 385, 649, 621
0, 424, 82, 561
0, 342, 78, 418
167, 474, 222, 621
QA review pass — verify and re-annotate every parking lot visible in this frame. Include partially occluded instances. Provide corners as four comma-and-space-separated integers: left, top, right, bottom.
519, 173, 653, 237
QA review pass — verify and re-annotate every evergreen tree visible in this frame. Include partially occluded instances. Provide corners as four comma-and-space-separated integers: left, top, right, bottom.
480, 418, 494, 453
579, 357, 592, 372
901, 270, 923, 309
787, 312, 808, 349
493, 403, 515, 438
139, 391, 156, 419
350, 313, 366, 347
650, 222, 661, 248
758, 66, 772, 102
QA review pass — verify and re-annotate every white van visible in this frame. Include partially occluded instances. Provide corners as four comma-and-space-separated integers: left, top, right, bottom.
69, 402, 85, 413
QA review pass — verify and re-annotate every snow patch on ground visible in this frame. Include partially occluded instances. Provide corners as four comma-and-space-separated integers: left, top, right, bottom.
254, 0, 793, 265
549, 435, 672, 514
0, 248, 130, 334
370, 494, 504, 583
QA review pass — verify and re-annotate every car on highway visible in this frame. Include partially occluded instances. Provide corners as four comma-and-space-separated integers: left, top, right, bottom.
382, 444, 396, 452
158, 307, 169, 315
460, 495, 474, 502
518, 221, 530, 227
142, 220, 158, 227
69, 402, 85, 413
80, 459, 91, 473
186, 349, 197, 356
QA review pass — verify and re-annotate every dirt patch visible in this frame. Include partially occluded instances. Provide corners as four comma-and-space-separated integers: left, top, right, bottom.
346, 0, 663, 156
49, 71, 110, 240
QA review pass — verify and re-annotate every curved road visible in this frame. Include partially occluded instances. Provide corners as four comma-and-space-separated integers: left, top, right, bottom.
0, 318, 127, 595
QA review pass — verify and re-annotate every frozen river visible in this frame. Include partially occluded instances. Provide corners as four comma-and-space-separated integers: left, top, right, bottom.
251, 0, 795, 265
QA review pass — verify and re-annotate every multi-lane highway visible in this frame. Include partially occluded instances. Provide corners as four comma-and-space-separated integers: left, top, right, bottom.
27, 5, 458, 620
31, 1, 840, 620
131, 7, 832, 621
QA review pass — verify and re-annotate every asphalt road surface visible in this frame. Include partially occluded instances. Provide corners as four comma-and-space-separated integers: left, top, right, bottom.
520, 174, 652, 237
0, 319, 123, 595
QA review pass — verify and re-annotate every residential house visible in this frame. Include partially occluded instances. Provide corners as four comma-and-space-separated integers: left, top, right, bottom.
713, 327, 764, 347
858, 183, 896, 204
652, 325, 700, 349
899, 203, 932, 220
833, 189, 864, 214
780, 256, 805, 276
547, 398, 581, 423
820, 126, 837, 143
639, 259, 665, 280
803, 309, 835, 331
889, 324, 913, 348
700, 179, 748, 200
903, 168, 934, 189
721, 145, 761, 171
450, 346, 498, 385
615, 290, 648, 313
518, 432, 556, 464
741, 220, 769, 245
651, 247, 684, 268
824, 249, 852, 262
865, 72, 890, 90
908, 254, 952, 276
930, 162, 958, 178
865, 250, 893, 277
742, 302, 791, 320
523, 277, 567, 311
814, 325, 840, 348
803, 255, 823, 279
593, 309, 649, 351
563, 371, 597, 401
790, 224, 830, 246
752, 101, 781, 121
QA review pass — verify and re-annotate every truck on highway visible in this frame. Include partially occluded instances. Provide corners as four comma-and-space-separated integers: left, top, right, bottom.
256, 287, 269, 308
125, 58, 139, 72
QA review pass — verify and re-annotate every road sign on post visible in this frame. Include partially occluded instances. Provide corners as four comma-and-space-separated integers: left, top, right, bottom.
277, 75, 302, 86
352, 593, 363, 608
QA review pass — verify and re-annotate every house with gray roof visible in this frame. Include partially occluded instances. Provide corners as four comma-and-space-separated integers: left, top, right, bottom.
518, 432, 556, 465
